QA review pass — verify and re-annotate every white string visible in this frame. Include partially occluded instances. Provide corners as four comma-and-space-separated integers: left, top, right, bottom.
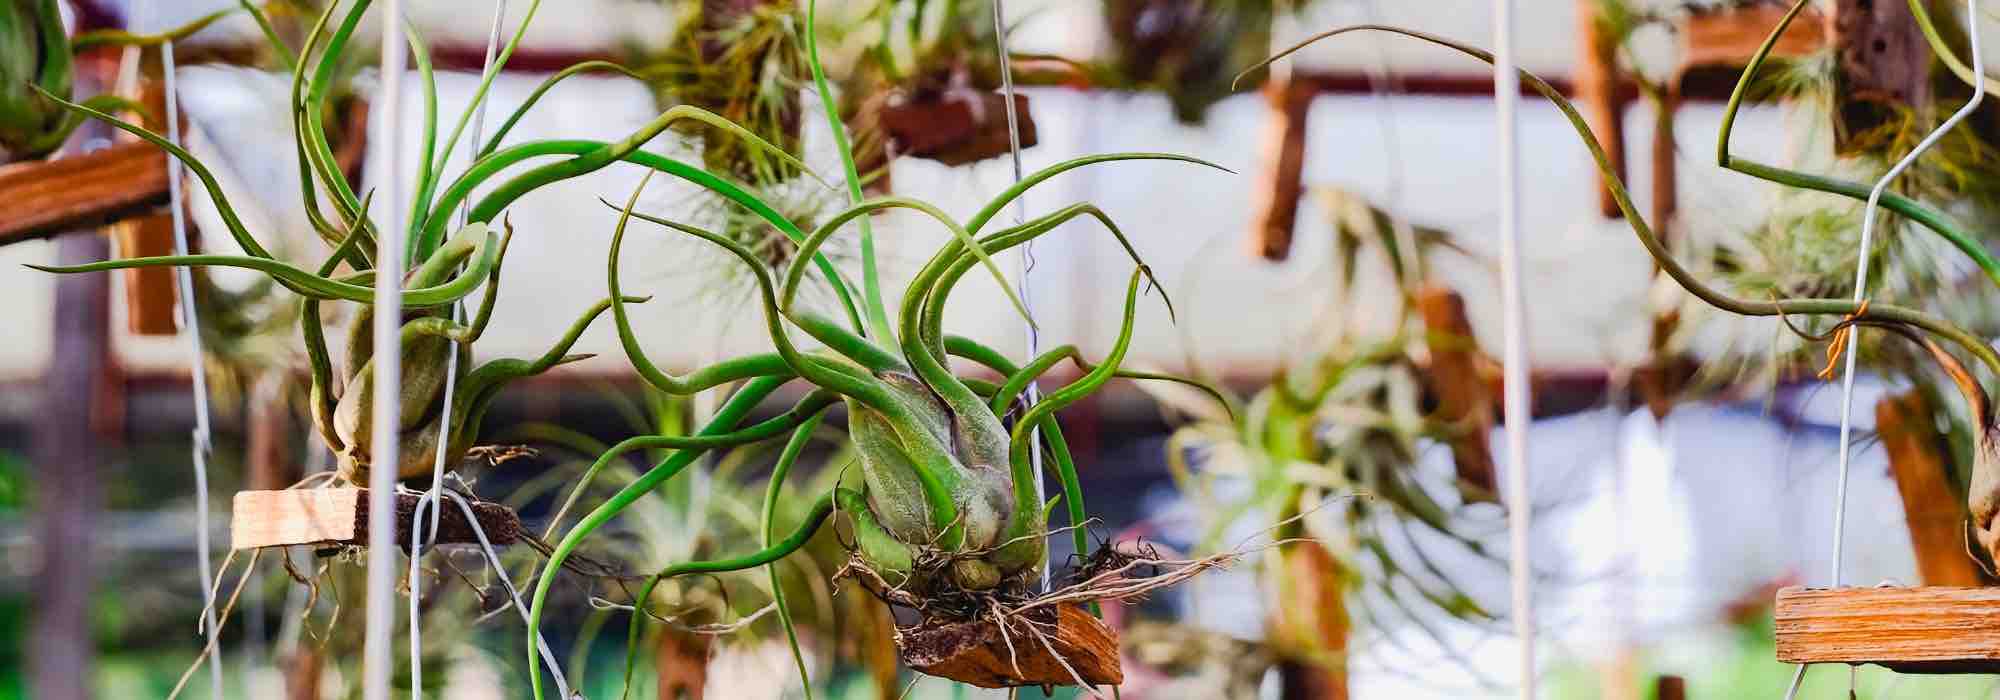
1492, 0, 1535, 697
1785, 2, 1984, 698
438, 482, 572, 696
408, 2, 508, 695
990, 0, 1046, 592
362, 1, 410, 697
133, 3, 226, 696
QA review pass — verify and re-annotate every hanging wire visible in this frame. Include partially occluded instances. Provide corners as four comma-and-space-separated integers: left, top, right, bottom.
126, 2, 226, 696
408, 2, 510, 694
1490, 0, 1535, 696
990, 0, 1047, 591
1783, 1, 1985, 698
362, 0, 411, 697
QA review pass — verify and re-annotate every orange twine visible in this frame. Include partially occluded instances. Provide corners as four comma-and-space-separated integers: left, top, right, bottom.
1817, 300, 1871, 381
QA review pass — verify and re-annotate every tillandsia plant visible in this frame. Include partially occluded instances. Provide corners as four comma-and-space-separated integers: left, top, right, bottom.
25, 0, 838, 486
1235, 2, 2000, 575
521, 1, 1234, 695
1103, 0, 1310, 123
1142, 187, 1504, 696
636, 0, 811, 182
0, 0, 240, 159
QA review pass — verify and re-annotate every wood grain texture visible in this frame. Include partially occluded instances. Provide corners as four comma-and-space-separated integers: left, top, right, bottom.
1774, 586, 2000, 673
231, 488, 521, 550
0, 141, 168, 246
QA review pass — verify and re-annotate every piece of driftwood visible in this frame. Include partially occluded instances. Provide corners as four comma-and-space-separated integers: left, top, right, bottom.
877, 91, 1038, 167
1774, 586, 2000, 673
231, 488, 521, 550
1829, 0, 1931, 154
1417, 285, 1499, 500
1877, 391, 1992, 587
898, 604, 1122, 688
1249, 78, 1314, 261
1655, 675, 1686, 700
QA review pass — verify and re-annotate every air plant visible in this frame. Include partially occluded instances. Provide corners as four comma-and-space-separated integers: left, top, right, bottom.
520, 1, 1235, 694
0, 0, 239, 160
637, 0, 811, 182
1103, 0, 1309, 123
25, 0, 824, 486
1140, 187, 1504, 694
1235, 2, 2000, 584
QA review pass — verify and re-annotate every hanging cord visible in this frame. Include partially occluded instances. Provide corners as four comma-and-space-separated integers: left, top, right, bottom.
1491, 0, 1535, 697
408, 2, 508, 695
990, 0, 1047, 591
363, 1, 411, 698
404, 479, 572, 698
131, 3, 226, 696
1783, 2, 1984, 698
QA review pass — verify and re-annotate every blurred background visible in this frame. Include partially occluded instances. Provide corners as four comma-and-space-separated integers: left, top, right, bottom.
5, 0, 2000, 697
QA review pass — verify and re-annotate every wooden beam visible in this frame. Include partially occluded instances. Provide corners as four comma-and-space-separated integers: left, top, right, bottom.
1877, 391, 1993, 587
231, 488, 521, 550
0, 141, 168, 247
1576, 0, 1630, 218
1248, 79, 1314, 261
1418, 285, 1499, 500
1775, 586, 2000, 673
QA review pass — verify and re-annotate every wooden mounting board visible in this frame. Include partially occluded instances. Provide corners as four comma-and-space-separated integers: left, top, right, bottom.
231, 488, 522, 550
1775, 586, 2000, 673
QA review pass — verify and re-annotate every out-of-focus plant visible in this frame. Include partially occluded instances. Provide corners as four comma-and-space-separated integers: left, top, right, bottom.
1237, 3, 2000, 597
1139, 187, 1504, 694
0, 0, 239, 160
1103, 0, 1309, 123
27, 0, 822, 486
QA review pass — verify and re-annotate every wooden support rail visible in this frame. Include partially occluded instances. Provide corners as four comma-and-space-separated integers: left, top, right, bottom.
0, 141, 168, 247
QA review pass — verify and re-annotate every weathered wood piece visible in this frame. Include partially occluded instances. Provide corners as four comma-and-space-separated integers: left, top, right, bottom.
898, 604, 1122, 688
1877, 391, 1992, 587
1417, 285, 1499, 500
0, 141, 168, 246
1248, 79, 1314, 261
231, 488, 521, 550
1829, 0, 1932, 154
1655, 675, 1686, 700
877, 92, 1038, 166
1774, 586, 2000, 673
1272, 540, 1350, 700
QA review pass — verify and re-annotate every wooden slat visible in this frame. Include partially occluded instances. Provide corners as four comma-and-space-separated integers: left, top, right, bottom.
1680, 4, 1827, 69
1248, 78, 1314, 261
1418, 285, 1499, 500
1576, 0, 1629, 219
109, 212, 180, 335
231, 488, 521, 550
0, 141, 168, 246
1877, 391, 1992, 586
1774, 586, 2000, 673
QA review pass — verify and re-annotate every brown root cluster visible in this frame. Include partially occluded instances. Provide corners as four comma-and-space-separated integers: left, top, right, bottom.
835, 534, 1243, 692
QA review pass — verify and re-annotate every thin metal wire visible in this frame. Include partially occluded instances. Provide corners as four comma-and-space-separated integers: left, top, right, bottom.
1784, 3, 1985, 698
990, 0, 1046, 591
137, 4, 225, 696
363, 1, 410, 697
408, 3, 509, 695
1491, 0, 1534, 696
